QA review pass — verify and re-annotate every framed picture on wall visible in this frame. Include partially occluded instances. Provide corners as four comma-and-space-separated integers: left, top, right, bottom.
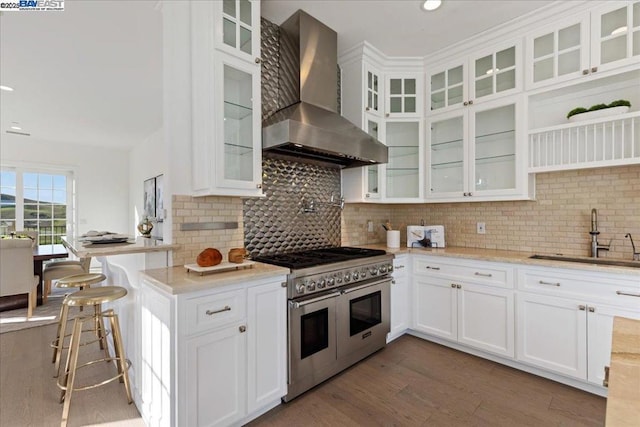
155, 174, 164, 222
143, 177, 156, 219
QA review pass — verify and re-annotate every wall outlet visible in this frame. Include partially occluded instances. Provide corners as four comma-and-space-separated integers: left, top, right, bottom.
367, 220, 374, 232
477, 222, 486, 234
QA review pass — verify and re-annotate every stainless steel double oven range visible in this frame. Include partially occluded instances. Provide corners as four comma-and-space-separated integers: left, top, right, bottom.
255, 247, 394, 402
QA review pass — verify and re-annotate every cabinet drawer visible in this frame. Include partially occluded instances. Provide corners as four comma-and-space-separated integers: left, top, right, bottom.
183, 289, 246, 335
518, 268, 640, 305
413, 256, 512, 288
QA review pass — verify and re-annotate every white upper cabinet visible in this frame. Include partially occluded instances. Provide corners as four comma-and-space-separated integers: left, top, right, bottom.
385, 119, 423, 200
427, 96, 531, 201
526, 16, 589, 89
526, 1, 640, 90
215, 0, 261, 65
364, 64, 384, 117
363, 115, 383, 200
591, 1, 640, 72
385, 73, 423, 118
191, 1, 263, 197
428, 40, 521, 114
340, 48, 424, 203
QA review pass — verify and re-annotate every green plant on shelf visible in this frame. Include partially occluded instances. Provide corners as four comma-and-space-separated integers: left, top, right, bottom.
566, 99, 631, 119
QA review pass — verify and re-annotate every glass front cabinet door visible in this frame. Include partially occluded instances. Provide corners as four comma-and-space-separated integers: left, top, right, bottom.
385, 120, 423, 200
427, 98, 523, 201
191, 0, 262, 197
364, 117, 383, 200
526, 17, 589, 89
218, 57, 262, 192
429, 62, 465, 113
385, 74, 422, 118
216, 0, 261, 64
364, 64, 383, 117
590, 1, 640, 73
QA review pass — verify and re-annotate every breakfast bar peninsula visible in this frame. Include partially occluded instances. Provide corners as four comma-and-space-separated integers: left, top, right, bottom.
61, 235, 179, 401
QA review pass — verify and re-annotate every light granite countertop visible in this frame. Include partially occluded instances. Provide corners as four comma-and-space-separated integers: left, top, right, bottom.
606, 316, 640, 426
141, 262, 290, 295
62, 236, 179, 258
359, 244, 640, 276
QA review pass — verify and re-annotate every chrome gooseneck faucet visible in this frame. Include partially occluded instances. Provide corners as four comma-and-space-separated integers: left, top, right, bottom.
590, 208, 610, 258
625, 233, 640, 261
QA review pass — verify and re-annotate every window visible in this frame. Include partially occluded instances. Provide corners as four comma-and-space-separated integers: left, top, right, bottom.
0, 167, 75, 244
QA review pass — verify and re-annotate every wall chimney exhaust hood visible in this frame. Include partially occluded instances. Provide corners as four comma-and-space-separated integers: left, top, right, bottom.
262, 11, 388, 168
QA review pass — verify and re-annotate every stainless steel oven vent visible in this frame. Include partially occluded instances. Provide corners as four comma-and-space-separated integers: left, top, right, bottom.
262, 10, 388, 168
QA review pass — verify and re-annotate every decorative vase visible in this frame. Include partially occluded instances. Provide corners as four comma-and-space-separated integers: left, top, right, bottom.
137, 218, 154, 237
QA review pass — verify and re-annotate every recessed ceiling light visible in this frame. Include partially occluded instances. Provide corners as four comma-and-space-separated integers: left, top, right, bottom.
422, 0, 442, 11
10, 125, 22, 130
611, 26, 627, 36
0, 85, 14, 92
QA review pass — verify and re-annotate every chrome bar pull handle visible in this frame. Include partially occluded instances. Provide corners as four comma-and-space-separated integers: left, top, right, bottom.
425, 266, 440, 270
539, 280, 561, 287
616, 291, 640, 298
395, 265, 405, 269
474, 272, 493, 278
206, 306, 231, 316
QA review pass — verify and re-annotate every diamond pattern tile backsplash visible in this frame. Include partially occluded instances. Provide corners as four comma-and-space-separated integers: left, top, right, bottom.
244, 19, 342, 256
244, 157, 341, 256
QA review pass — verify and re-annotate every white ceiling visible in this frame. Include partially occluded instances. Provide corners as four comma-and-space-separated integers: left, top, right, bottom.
0, 1, 162, 150
0, 0, 556, 151
261, 0, 556, 57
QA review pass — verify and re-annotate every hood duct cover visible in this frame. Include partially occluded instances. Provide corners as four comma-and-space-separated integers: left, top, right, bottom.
262, 11, 388, 168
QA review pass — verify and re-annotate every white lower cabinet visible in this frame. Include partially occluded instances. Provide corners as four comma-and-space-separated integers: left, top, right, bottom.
517, 292, 640, 385
185, 325, 246, 426
388, 255, 410, 342
516, 267, 640, 386
412, 256, 515, 358
139, 276, 287, 427
516, 292, 588, 379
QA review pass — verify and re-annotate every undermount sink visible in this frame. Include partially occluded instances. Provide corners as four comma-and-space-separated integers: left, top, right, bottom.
529, 254, 640, 269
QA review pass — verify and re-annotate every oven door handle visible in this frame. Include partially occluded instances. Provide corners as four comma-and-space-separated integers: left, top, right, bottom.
341, 278, 391, 295
290, 291, 342, 308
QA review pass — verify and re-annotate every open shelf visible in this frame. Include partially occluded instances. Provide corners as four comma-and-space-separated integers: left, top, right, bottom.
528, 111, 640, 172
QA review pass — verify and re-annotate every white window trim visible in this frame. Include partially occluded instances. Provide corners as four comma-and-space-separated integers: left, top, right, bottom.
1, 163, 77, 241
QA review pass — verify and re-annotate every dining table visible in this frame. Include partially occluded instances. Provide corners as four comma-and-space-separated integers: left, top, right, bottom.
32, 244, 69, 305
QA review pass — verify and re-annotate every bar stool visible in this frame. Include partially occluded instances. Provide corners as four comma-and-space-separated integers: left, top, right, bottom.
51, 273, 107, 377
57, 286, 132, 427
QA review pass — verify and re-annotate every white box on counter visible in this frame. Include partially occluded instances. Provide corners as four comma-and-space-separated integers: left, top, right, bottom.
407, 225, 445, 248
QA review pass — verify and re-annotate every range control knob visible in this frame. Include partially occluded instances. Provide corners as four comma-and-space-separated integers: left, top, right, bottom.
335, 275, 343, 284
379, 265, 388, 273
361, 269, 367, 278
353, 271, 360, 280
369, 267, 379, 276
344, 273, 351, 283
387, 264, 394, 273
295, 283, 305, 294
317, 279, 326, 289
307, 281, 316, 291
327, 277, 335, 287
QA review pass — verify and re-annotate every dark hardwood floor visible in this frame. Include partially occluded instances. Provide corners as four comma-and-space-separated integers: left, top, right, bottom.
0, 323, 605, 426
248, 335, 606, 426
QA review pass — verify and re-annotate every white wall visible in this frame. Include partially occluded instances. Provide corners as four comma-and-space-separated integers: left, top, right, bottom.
0, 134, 130, 235
129, 127, 166, 238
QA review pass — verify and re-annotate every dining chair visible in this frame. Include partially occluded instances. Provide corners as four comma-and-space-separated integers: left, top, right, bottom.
14, 230, 38, 247
0, 238, 40, 318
